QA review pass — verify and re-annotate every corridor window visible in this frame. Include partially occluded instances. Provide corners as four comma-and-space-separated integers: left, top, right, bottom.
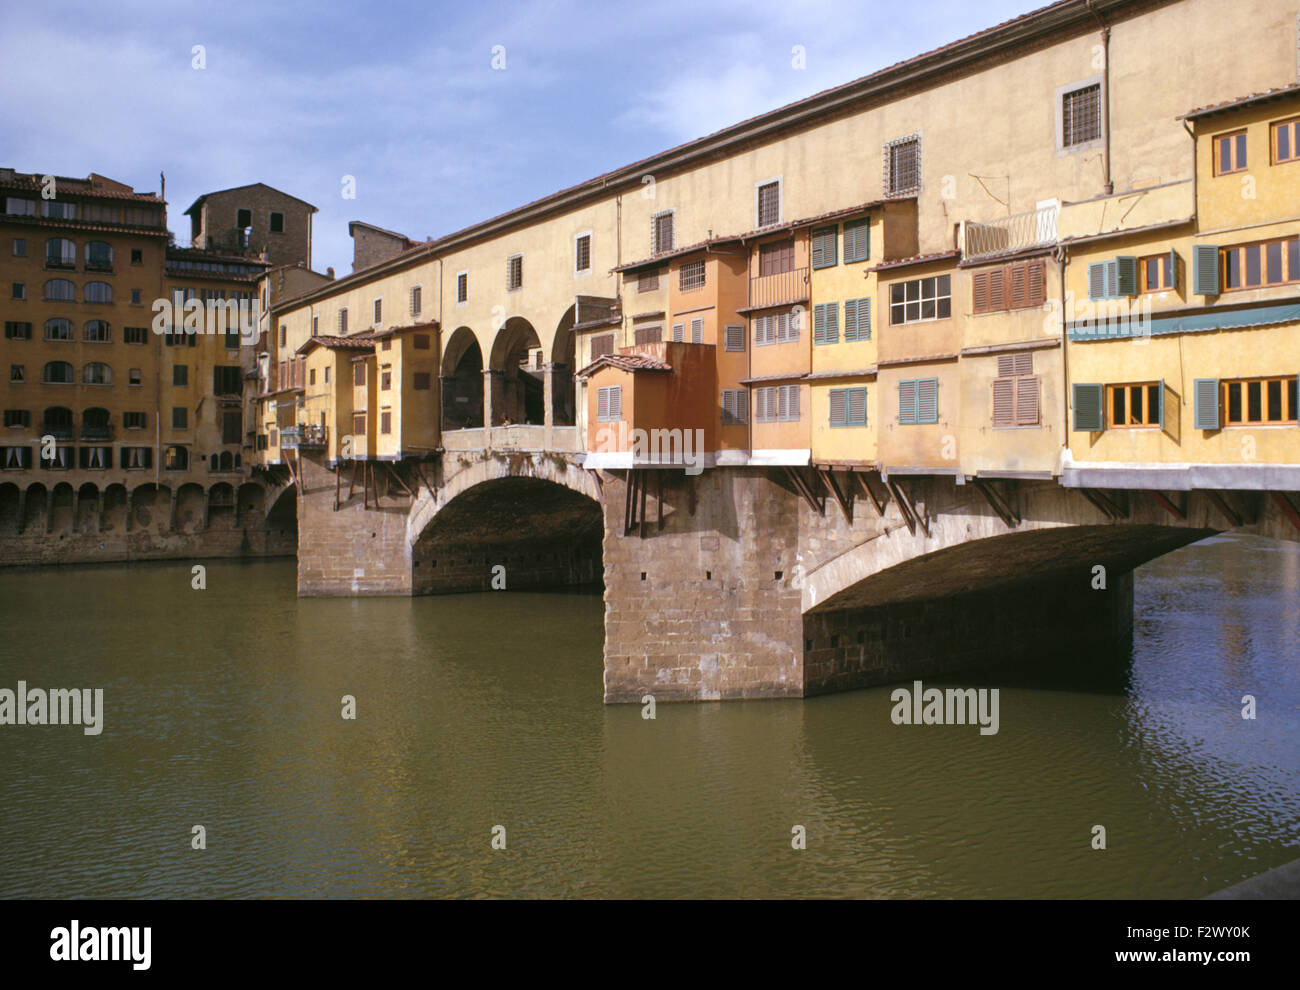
1272, 117, 1300, 164
756, 179, 781, 227
889, 275, 951, 324
574, 232, 592, 275
457, 271, 468, 303
885, 134, 921, 195
1107, 382, 1162, 428
1214, 129, 1248, 175
596, 385, 622, 422
1222, 376, 1298, 425
507, 254, 523, 291
652, 211, 675, 254
1061, 83, 1102, 148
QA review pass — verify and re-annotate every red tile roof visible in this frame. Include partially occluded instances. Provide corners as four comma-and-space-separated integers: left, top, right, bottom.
1180, 83, 1300, 121
295, 334, 379, 355
868, 250, 961, 274
576, 353, 672, 379
0, 171, 161, 202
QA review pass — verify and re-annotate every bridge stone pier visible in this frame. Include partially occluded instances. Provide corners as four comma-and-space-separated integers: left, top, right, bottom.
292, 447, 1299, 703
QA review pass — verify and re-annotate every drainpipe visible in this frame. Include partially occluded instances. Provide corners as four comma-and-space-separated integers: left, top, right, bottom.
1086, 1, 1114, 196
1183, 119, 1198, 218
1056, 244, 1070, 456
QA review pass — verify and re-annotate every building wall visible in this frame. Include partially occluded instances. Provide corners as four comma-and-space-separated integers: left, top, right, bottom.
193, 185, 313, 269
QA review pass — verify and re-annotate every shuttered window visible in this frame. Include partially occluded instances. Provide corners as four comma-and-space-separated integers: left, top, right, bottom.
1073, 383, 1104, 431
724, 324, 745, 352
1220, 376, 1298, 425
635, 325, 662, 345
843, 297, 871, 342
898, 378, 938, 425
721, 389, 748, 425
672, 323, 684, 342
590, 334, 614, 359
991, 353, 1039, 427
1193, 244, 1220, 295
652, 212, 675, 254
638, 269, 660, 292
755, 385, 800, 423
811, 226, 838, 269
813, 302, 839, 345
760, 241, 794, 275
596, 385, 622, 422
843, 219, 870, 264
1193, 378, 1220, 430
1086, 257, 1139, 300
690, 317, 703, 343
754, 310, 799, 346
973, 260, 1046, 312
1107, 381, 1164, 428
829, 387, 867, 427
756, 181, 781, 227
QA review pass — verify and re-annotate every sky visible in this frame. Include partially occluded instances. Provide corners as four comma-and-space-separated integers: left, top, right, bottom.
1, 0, 1046, 276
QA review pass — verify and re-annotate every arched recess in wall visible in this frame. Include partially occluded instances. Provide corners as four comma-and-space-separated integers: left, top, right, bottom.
441, 326, 483, 431
488, 317, 543, 427
551, 305, 576, 427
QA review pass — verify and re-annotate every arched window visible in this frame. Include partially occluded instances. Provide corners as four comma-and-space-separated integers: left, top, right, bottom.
82, 362, 112, 385
164, 445, 189, 471
41, 406, 73, 429
219, 451, 233, 471
44, 238, 76, 267
83, 407, 111, 428
42, 361, 74, 384
84, 281, 112, 304
209, 453, 219, 471
43, 318, 74, 341
43, 278, 75, 301
83, 320, 111, 343
85, 241, 113, 270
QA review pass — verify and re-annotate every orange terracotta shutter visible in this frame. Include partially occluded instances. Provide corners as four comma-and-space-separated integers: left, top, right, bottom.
1027, 260, 1046, 306
987, 268, 1005, 310
973, 271, 989, 313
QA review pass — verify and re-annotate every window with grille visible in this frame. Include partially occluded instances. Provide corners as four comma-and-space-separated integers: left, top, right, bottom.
575, 233, 591, 273
898, 378, 939, 424
652, 211, 675, 254
721, 389, 748, 425
339, 309, 348, 334
507, 255, 523, 291
886, 135, 920, 195
829, 387, 867, 427
597, 385, 622, 422
991, 353, 1040, 427
411, 286, 422, 316
679, 259, 705, 291
373, 299, 382, 324
1062, 84, 1102, 148
756, 181, 781, 227
890, 275, 951, 324
457, 272, 468, 303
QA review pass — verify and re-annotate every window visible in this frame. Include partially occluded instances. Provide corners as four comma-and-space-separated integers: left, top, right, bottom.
974, 260, 1047, 311
575, 233, 592, 274
83, 320, 111, 342
1216, 376, 1298, 426
759, 241, 793, 275
411, 286, 422, 317
309, 368, 316, 385
339, 309, 348, 334
885, 135, 921, 195
130, 289, 141, 304
652, 211, 675, 254
381, 367, 392, 391
84, 281, 112, 303
679, 259, 705, 291
41, 200, 76, 220
753, 310, 798, 345
1222, 236, 1300, 290
898, 378, 939, 425
214, 366, 241, 395
843, 219, 870, 264
374, 299, 382, 324
507, 254, 523, 291
129, 369, 142, 386
173, 365, 188, 387
756, 180, 781, 227
44, 318, 73, 341
172, 407, 188, 429
10, 365, 25, 383
991, 353, 1040, 427
590, 334, 614, 359
311, 316, 319, 337
635, 325, 662, 346
279, 325, 289, 348
457, 271, 468, 303
671, 323, 684, 342
638, 269, 660, 292
164, 445, 188, 470
1272, 117, 1300, 165
724, 324, 744, 352
124, 326, 146, 344
82, 362, 111, 385
46, 238, 76, 267
1214, 129, 1248, 175
44, 279, 74, 301
43, 361, 74, 384
12, 282, 24, 300
414, 372, 431, 390
413, 334, 430, 349
4, 410, 30, 428
353, 362, 366, 386
1141, 253, 1174, 293
44, 445, 73, 470
813, 302, 839, 345
720, 389, 748, 425
124, 412, 146, 430
86, 241, 113, 270
380, 410, 392, 435
596, 385, 622, 422
122, 447, 152, 469
5, 198, 37, 216
237, 208, 252, 228
3, 446, 32, 469
890, 275, 951, 324
324, 367, 330, 383
754, 384, 799, 423
1107, 382, 1163, 428
829, 387, 868, 428
811, 226, 837, 269
844, 297, 872, 342
5, 321, 31, 340
130, 249, 143, 265
12, 238, 25, 257
269, 212, 284, 233
1062, 83, 1102, 148
690, 318, 703, 344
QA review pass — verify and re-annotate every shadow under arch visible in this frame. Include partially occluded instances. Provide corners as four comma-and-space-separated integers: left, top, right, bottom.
441, 325, 483, 430
488, 317, 543, 426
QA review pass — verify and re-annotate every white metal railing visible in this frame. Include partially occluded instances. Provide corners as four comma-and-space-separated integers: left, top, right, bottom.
963, 203, 1059, 261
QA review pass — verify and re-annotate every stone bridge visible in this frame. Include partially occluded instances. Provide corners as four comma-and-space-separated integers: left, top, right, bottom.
291, 444, 1300, 703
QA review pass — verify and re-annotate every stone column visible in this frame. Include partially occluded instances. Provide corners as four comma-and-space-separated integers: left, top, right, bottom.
124, 491, 133, 533
483, 369, 502, 449
542, 363, 555, 449
168, 490, 179, 532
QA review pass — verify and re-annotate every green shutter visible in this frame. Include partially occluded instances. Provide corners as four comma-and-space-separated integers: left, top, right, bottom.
1088, 262, 1107, 301
917, 378, 939, 424
847, 388, 868, 426
1193, 378, 1219, 430
1167, 247, 1179, 292
1072, 383, 1104, 431
843, 219, 870, 263
898, 380, 917, 425
1116, 256, 1139, 296
1193, 244, 1220, 295
811, 227, 837, 269
1156, 379, 1165, 428
813, 304, 826, 344
1105, 259, 1120, 299
829, 388, 847, 427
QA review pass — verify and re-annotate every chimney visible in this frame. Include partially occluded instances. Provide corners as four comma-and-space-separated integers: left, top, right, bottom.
326, 267, 335, 279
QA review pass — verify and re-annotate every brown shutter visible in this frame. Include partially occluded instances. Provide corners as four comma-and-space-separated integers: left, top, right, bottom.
1012, 352, 1033, 376
1008, 263, 1028, 308
1016, 376, 1040, 425
973, 271, 989, 313
997, 354, 1014, 377
992, 378, 1015, 426
987, 268, 1005, 310
1027, 260, 1046, 306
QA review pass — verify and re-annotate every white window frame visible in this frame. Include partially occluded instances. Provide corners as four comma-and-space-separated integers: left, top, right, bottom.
574, 230, 593, 277
1056, 75, 1105, 156
754, 176, 783, 228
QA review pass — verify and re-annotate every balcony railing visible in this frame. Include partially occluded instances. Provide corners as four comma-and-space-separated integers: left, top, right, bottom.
80, 425, 114, 441
963, 204, 1059, 262
750, 266, 809, 309
279, 424, 328, 449
39, 424, 74, 440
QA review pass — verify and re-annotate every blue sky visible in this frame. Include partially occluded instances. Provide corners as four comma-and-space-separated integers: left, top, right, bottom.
2, 0, 1045, 275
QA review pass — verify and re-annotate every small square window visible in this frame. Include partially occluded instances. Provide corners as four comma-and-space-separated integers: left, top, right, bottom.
1062, 84, 1102, 148
131, 289, 142, 304
269, 212, 284, 233
129, 368, 142, 386
173, 365, 188, 386
130, 249, 142, 264
12, 283, 25, 300
12, 238, 25, 257
172, 407, 187, 429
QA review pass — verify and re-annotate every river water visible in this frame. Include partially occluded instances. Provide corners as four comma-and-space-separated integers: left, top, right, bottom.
0, 533, 1296, 898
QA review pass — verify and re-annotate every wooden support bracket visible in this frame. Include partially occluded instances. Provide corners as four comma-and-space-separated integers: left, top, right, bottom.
973, 478, 1020, 528
1204, 489, 1242, 528
1273, 491, 1300, 533
819, 468, 853, 523
1150, 490, 1186, 521
853, 470, 887, 518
